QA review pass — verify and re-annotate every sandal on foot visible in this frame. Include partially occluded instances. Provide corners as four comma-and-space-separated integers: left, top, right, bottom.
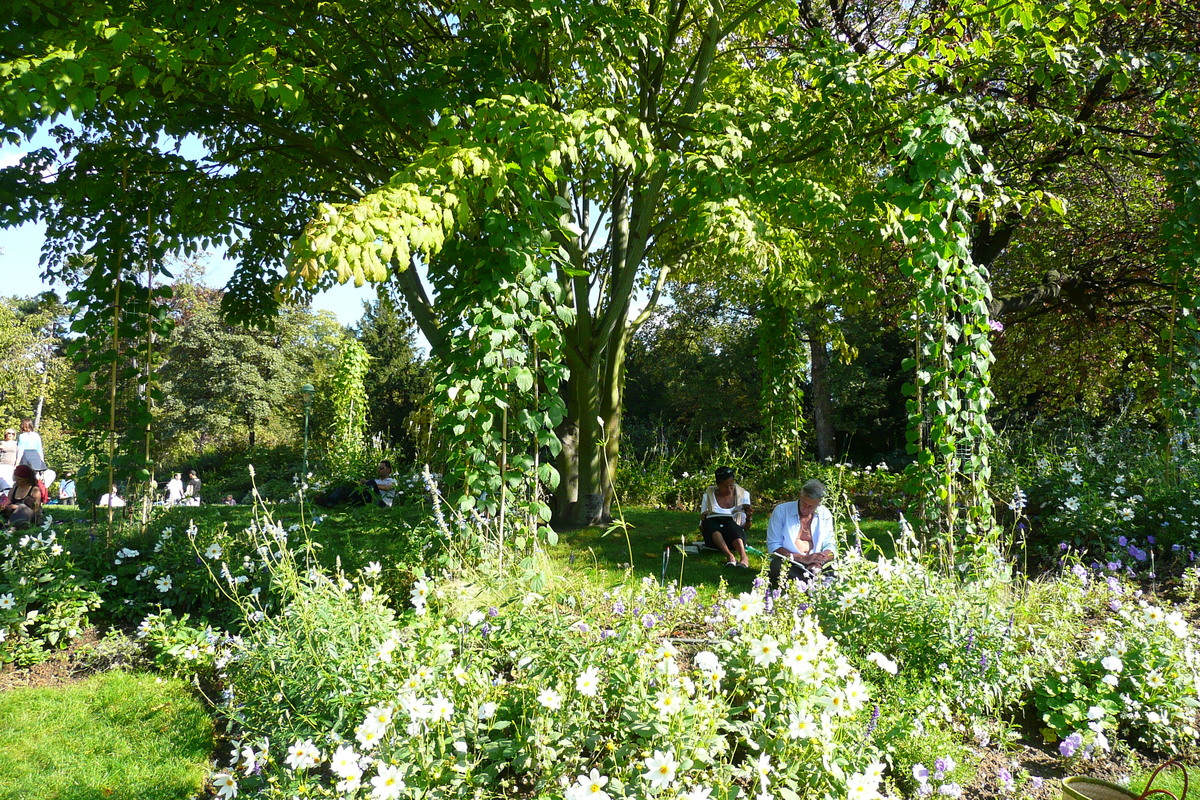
724, 561, 737, 567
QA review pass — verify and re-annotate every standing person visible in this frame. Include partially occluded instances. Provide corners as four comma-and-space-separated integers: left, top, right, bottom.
2, 464, 44, 528
165, 473, 184, 505
766, 479, 836, 588
0, 429, 16, 485
14, 419, 47, 472
699, 466, 754, 568
183, 470, 202, 505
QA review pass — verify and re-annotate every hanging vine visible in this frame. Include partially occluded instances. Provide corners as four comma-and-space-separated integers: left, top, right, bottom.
886, 109, 999, 565
1156, 121, 1200, 463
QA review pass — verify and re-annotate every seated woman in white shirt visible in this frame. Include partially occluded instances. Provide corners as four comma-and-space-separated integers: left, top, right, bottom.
699, 466, 753, 568
765, 478, 836, 587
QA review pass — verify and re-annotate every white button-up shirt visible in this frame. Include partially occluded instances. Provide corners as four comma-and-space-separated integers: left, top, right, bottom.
766, 501, 835, 557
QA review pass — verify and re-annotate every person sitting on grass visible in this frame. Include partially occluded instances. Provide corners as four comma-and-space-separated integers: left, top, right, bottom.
766, 478, 836, 588
699, 466, 754, 568
2, 464, 44, 528
355, 460, 398, 507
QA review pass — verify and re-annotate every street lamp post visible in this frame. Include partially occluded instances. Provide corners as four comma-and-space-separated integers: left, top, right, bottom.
301, 383, 315, 483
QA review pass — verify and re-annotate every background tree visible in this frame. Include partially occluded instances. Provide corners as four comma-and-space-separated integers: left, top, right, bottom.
355, 298, 432, 463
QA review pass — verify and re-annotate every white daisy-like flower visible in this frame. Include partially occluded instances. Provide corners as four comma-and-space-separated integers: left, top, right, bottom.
370, 763, 406, 800
284, 739, 322, 771
537, 688, 563, 711
642, 749, 679, 790
205, 543, 223, 560
866, 651, 898, 675
154, 575, 173, 593
429, 694, 454, 722
211, 772, 238, 799
330, 745, 363, 779
575, 666, 601, 697
651, 691, 683, 717
566, 768, 611, 800
748, 634, 781, 667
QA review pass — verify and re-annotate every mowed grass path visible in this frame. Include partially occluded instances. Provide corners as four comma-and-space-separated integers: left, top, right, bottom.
0, 671, 213, 800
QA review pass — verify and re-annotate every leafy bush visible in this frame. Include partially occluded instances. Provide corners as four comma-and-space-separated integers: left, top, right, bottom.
208, 555, 893, 799
0, 522, 103, 666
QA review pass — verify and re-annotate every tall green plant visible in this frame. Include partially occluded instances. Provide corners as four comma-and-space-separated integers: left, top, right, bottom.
328, 338, 371, 457
889, 110, 998, 563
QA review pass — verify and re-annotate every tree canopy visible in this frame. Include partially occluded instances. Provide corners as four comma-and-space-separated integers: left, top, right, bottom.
2, 0, 1198, 535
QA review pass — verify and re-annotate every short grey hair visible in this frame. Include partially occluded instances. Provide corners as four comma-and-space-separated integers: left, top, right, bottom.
800, 479, 826, 501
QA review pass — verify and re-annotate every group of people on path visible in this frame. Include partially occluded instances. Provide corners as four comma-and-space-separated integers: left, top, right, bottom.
698, 465, 836, 587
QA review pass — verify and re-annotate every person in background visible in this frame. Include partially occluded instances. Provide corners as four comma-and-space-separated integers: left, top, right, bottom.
15, 419, 46, 472
0, 429, 16, 485
2, 464, 44, 528
357, 460, 398, 507
56, 472, 77, 505
165, 473, 184, 505
766, 479, 836, 588
699, 465, 754, 568
98, 486, 126, 508
223, 494, 237, 505
183, 470, 202, 505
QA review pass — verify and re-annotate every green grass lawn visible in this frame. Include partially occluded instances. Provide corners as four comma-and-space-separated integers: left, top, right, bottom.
0, 671, 213, 800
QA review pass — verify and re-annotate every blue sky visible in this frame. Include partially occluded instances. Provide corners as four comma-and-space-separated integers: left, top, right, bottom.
0, 135, 376, 327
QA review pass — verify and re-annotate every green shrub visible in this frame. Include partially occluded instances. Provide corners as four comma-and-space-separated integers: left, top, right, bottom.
0, 522, 103, 666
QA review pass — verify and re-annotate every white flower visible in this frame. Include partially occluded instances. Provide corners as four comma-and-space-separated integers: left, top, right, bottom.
651, 691, 683, 717
693, 651, 721, 673
682, 786, 713, 800
0, 593, 14, 610
567, 768, 612, 800
1101, 655, 1123, 673
1087, 705, 1106, 721
355, 723, 384, 750
866, 651, 898, 675
642, 750, 679, 790
748, 634, 781, 667
782, 642, 818, 679
726, 591, 764, 623
537, 688, 563, 711
1063, 497, 1081, 512
576, 666, 601, 697
478, 702, 498, 720
155, 575, 173, 593
211, 772, 238, 799
182, 644, 201, 660
363, 561, 382, 578
429, 694, 454, 722
787, 712, 817, 739
330, 745, 363, 779
467, 609, 485, 626
846, 772, 881, 799
370, 763, 406, 800
284, 739, 322, 771
205, 543, 223, 560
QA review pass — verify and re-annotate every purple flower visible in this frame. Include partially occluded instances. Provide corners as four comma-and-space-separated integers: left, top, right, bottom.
753, 577, 765, 590
1172, 544, 1182, 552
1072, 564, 1089, 582
488, 606, 499, 617
989, 319, 1005, 332
1059, 732, 1083, 758
913, 765, 930, 783
612, 602, 626, 615
1129, 545, 1147, 562
1106, 576, 1122, 594
480, 623, 492, 637
601, 628, 616, 639
1147, 535, 1156, 544
1109, 599, 1122, 611
935, 756, 952, 773
1031, 777, 1044, 791
866, 704, 880, 736
1106, 560, 1121, 571
1117, 535, 1128, 547
641, 613, 657, 629
1060, 542, 1070, 552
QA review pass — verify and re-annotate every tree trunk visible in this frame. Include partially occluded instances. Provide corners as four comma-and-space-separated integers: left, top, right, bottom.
810, 330, 836, 462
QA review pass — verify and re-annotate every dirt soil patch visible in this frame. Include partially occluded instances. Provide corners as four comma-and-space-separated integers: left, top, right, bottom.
0, 627, 104, 692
